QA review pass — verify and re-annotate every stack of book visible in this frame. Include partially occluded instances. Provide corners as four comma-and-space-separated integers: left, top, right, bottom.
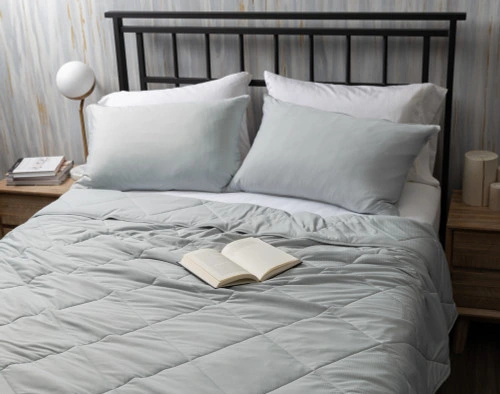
5, 156, 73, 186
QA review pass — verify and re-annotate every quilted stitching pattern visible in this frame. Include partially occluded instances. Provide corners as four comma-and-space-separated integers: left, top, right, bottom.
0, 190, 456, 393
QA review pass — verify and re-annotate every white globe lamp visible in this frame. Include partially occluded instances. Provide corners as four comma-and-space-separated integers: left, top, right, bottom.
56, 61, 95, 180
56, 61, 95, 159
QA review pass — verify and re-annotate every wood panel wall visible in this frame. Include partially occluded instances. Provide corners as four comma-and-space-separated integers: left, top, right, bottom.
0, 0, 498, 192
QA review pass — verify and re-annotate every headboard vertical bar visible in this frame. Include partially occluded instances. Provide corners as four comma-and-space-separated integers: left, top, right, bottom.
346, 35, 351, 83
422, 36, 431, 82
274, 34, 280, 73
136, 33, 147, 90
382, 36, 388, 85
112, 17, 129, 90
439, 19, 458, 242
309, 35, 315, 81
205, 34, 212, 78
239, 34, 245, 71
172, 33, 180, 87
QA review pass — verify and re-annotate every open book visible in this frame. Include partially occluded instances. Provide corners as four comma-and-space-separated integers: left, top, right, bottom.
180, 237, 300, 288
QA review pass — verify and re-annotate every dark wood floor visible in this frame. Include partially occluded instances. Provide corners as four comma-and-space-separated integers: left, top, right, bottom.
438, 321, 500, 394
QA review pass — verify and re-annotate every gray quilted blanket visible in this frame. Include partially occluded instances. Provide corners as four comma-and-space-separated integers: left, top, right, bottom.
0, 189, 456, 394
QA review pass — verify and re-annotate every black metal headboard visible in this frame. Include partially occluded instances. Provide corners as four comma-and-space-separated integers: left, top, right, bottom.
104, 11, 466, 242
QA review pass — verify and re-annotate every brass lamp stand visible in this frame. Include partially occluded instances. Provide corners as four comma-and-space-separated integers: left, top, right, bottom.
75, 80, 95, 158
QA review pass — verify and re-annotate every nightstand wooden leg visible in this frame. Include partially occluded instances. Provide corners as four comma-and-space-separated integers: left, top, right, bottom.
452, 317, 470, 354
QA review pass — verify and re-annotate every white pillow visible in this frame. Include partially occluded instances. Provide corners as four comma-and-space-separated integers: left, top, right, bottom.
79, 96, 249, 192
97, 72, 252, 159
264, 71, 447, 187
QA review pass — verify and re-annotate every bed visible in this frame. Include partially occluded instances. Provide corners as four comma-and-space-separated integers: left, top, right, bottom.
0, 11, 465, 393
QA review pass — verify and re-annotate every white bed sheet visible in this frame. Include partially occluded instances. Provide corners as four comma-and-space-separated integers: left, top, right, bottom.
161, 181, 441, 233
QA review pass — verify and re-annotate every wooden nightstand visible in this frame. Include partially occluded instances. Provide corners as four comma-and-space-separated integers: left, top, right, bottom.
0, 177, 74, 237
446, 190, 500, 353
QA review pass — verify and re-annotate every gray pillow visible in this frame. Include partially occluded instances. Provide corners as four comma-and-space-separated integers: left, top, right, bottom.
230, 96, 439, 215
79, 95, 249, 191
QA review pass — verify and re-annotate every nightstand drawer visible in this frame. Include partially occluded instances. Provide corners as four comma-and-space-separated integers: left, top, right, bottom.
446, 190, 500, 353
452, 270, 500, 311
0, 194, 57, 226
0, 178, 74, 238
452, 230, 500, 270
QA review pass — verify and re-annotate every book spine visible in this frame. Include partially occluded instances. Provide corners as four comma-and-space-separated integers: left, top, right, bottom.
6, 158, 23, 175
11, 171, 58, 179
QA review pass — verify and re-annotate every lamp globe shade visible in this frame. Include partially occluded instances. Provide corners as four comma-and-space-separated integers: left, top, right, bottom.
56, 61, 95, 100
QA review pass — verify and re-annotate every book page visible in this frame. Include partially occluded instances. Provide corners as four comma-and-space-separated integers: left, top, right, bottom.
222, 238, 299, 281
182, 249, 254, 287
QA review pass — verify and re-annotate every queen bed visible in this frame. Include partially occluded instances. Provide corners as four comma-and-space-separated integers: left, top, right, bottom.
0, 11, 465, 393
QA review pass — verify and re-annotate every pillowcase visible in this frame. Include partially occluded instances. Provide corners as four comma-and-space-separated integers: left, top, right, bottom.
230, 96, 439, 216
79, 95, 249, 192
264, 71, 447, 187
97, 72, 252, 159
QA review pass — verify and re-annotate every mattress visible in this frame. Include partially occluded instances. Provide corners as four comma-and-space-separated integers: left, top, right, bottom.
160, 181, 441, 232
0, 189, 455, 393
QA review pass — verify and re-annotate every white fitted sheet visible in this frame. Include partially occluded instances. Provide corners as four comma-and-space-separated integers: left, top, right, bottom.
160, 181, 441, 233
